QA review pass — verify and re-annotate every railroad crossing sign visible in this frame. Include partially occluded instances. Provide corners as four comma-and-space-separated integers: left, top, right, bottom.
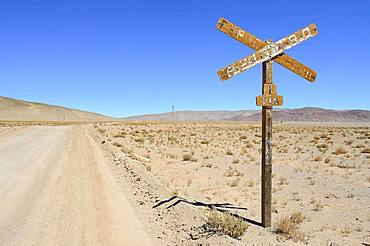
216, 18, 318, 228
217, 18, 318, 82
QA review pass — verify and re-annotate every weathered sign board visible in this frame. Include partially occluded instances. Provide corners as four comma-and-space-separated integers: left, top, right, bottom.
216, 18, 318, 227
217, 18, 317, 82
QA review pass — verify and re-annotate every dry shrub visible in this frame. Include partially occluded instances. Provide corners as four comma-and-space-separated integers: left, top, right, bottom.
245, 143, 253, 148
344, 140, 353, 145
313, 200, 324, 211
334, 146, 347, 155
229, 179, 239, 187
135, 138, 144, 143
114, 132, 126, 138
113, 142, 122, 147
316, 143, 328, 149
275, 213, 306, 242
310, 139, 318, 144
170, 188, 179, 196
204, 210, 249, 239
98, 128, 106, 134
278, 177, 289, 185
224, 169, 233, 177
204, 163, 213, 168
226, 149, 233, 155
247, 180, 255, 187
182, 153, 192, 161
290, 211, 305, 224
313, 155, 322, 161
335, 162, 356, 169
361, 148, 370, 154
341, 226, 351, 236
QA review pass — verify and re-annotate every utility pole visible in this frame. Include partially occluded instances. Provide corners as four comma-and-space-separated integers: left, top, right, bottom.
171, 105, 175, 124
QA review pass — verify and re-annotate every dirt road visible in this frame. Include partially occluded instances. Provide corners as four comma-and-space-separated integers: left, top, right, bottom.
0, 126, 152, 246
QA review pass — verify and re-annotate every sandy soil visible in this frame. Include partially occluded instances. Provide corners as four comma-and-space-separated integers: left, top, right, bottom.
1, 121, 369, 245
94, 121, 370, 245
0, 125, 152, 245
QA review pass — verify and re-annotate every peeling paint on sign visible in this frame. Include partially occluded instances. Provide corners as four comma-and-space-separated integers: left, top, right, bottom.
217, 23, 318, 81
216, 18, 318, 82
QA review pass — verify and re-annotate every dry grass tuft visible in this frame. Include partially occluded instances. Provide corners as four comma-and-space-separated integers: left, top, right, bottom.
313, 155, 322, 161
226, 149, 233, 156
98, 128, 106, 134
275, 213, 306, 242
361, 147, 370, 154
113, 142, 122, 147
204, 210, 249, 239
113, 132, 126, 138
229, 179, 239, 187
290, 211, 305, 224
182, 153, 192, 161
312, 200, 324, 211
334, 146, 348, 155
200, 140, 209, 145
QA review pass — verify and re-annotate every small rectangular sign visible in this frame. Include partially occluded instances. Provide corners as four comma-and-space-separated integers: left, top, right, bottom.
256, 95, 283, 107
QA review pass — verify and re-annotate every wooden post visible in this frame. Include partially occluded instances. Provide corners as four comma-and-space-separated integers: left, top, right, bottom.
261, 60, 273, 227
216, 18, 318, 228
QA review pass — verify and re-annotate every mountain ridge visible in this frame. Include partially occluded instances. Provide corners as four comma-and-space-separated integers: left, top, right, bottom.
1, 96, 369, 122
123, 107, 370, 122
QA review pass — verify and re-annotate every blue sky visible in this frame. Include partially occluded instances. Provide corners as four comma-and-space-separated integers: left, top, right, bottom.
0, 0, 369, 117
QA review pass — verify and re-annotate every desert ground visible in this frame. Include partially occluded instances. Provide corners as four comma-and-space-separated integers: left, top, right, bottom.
0, 124, 151, 245
0, 121, 369, 245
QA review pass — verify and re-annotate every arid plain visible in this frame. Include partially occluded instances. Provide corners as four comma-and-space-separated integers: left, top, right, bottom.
0, 97, 369, 245
90, 121, 370, 245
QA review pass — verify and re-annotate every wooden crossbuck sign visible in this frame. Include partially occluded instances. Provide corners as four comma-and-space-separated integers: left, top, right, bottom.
217, 18, 318, 82
216, 18, 318, 228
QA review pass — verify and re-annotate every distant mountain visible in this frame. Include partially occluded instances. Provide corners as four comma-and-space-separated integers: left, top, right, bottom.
123, 107, 370, 122
0, 96, 113, 122
123, 110, 258, 121
238, 107, 370, 122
